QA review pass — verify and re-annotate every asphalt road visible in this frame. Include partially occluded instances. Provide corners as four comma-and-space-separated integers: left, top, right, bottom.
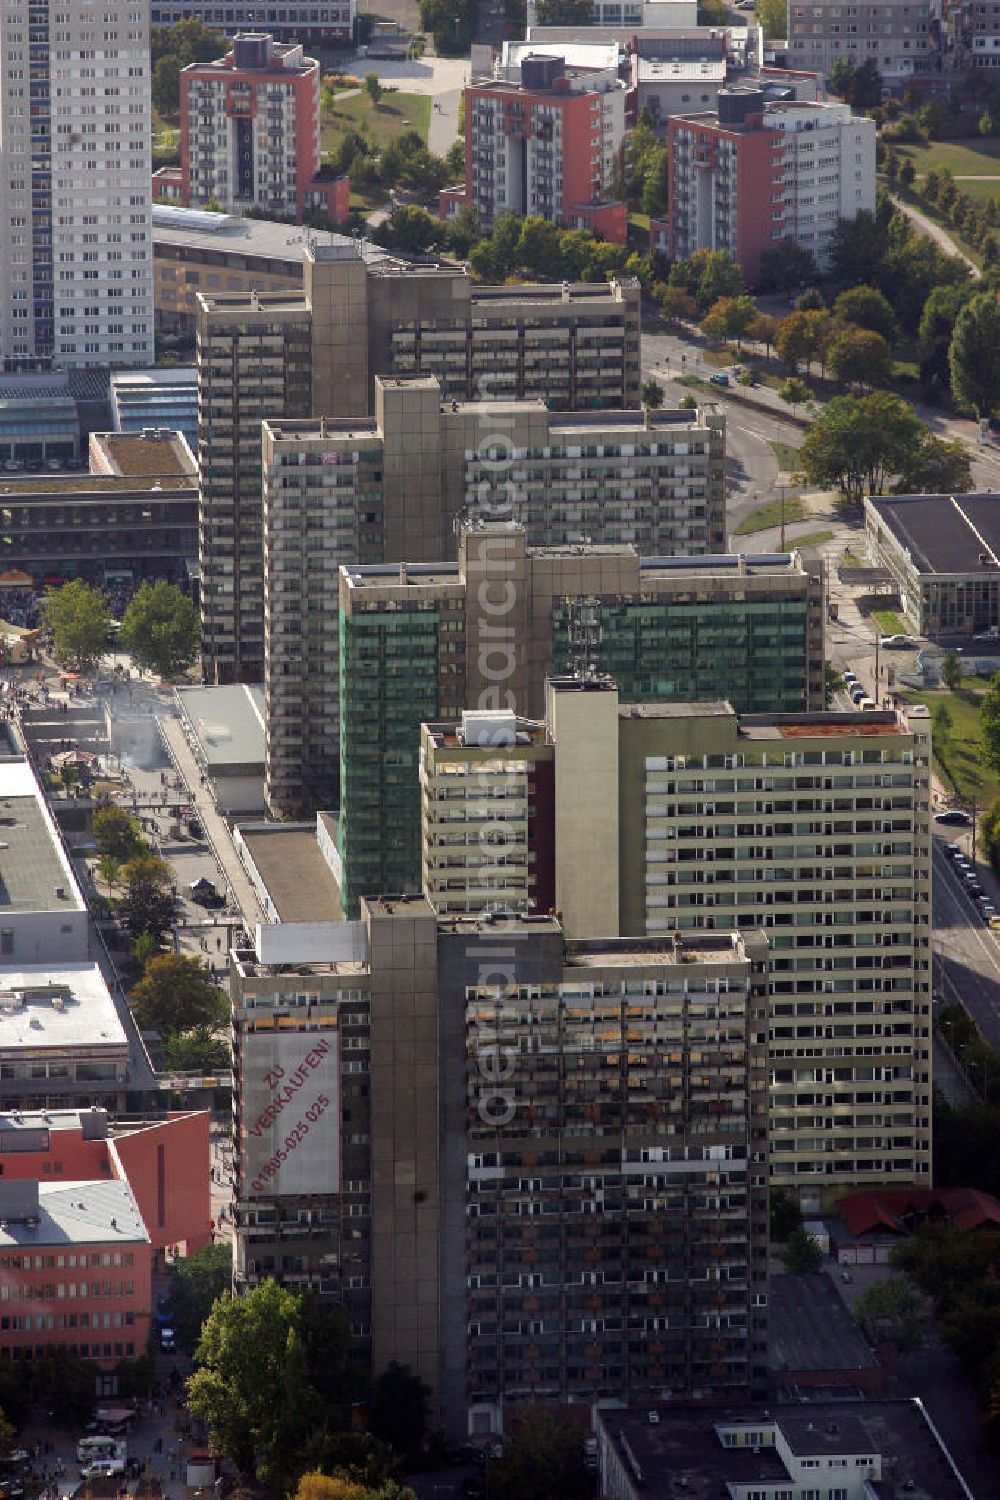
933, 835, 1000, 1050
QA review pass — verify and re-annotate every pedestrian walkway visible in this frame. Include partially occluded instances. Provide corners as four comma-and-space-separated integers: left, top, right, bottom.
156, 714, 265, 926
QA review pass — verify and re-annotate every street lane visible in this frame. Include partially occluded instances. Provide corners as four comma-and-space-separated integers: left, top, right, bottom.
933, 838, 1000, 1050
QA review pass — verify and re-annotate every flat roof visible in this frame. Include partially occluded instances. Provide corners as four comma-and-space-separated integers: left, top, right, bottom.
597, 1399, 973, 1500
0, 762, 82, 913
0, 1179, 147, 1248
240, 827, 343, 923
868, 492, 1000, 575
768, 1273, 878, 1375
152, 206, 396, 267
91, 431, 193, 478
0, 965, 127, 1057
175, 684, 265, 772
0, 474, 195, 496
637, 56, 726, 79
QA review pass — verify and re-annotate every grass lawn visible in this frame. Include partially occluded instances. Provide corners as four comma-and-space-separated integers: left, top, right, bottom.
787, 529, 835, 550
871, 607, 906, 634
897, 681, 1000, 805
770, 439, 802, 472
734, 495, 807, 535
321, 90, 431, 156
894, 136, 1000, 178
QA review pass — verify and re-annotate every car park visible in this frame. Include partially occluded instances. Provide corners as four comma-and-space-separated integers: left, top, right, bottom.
935, 809, 974, 826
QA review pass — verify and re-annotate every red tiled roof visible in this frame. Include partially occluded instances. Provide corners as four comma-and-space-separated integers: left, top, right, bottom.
838, 1188, 1000, 1239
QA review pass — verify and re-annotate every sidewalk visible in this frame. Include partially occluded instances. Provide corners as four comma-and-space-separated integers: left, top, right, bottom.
156, 714, 265, 926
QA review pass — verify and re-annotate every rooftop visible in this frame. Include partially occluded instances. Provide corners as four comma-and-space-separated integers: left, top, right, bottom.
739, 711, 904, 739
175, 684, 266, 773
596, 1399, 974, 1500
768, 1273, 878, 1376
868, 492, 1000, 576
0, 762, 82, 914
0, 1179, 147, 1248
636, 56, 726, 80
0, 965, 127, 1057
152, 205, 397, 268
239, 826, 343, 923
565, 932, 750, 969
90, 429, 195, 479
0, 473, 195, 497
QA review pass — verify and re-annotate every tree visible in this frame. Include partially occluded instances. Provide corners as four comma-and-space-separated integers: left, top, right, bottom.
832, 284, 898, 345
893, 433, 972, 495
826, 326, 893, 393
854, 1279, 925, 1351
97, 854, 122, 902
980, 667, 1000, 773
42, 579, 111, 671
130, 952, 227, 1038
758, 239, 819, 294
694, 249, 744, 309
117, 854, 177, 944
918, 282, 972, 398
949, 292, 1000, 418
756, 0, 786, 38
800, 391, 925, 503
152, 54, 182, 116
778, 376, 810, 409
936, 701, 954, 751
657, 284, 698, 327
828, 56, 856, 100
775, 309, 830, 374
489, 1412, 591, 1500
170, 1242, 233, 1352
641, 378, 664, 409
899, 157, 916, 187
851, 59, 883, 109
292, 1477, 415, 1500
92, 805, 147, 863
187, 1281, 350, 1487
703, 293, 756, 348
119, 580, 199, 680
780, 1227, 824, 1274
162, 1026, 230, 1074
363, 73, 383, 108
533, 0, 593, 19
748, 311, 780, 357
941, 651, 963, 691
515, 217, 565, 281
769, 1187, 803, 1242
375, 205, 445, 256
830, 210, 890, 290
368, 1362, 430, 1462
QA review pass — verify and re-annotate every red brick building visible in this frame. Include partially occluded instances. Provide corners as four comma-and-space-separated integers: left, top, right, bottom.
180, 34, 349, 227
0, 1108, 211, 1368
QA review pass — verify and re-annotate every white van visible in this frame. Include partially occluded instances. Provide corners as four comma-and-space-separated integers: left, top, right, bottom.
76, 1437, 124, 1465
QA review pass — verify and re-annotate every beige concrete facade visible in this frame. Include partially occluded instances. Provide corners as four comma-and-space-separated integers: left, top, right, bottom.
548, 678, 621, 938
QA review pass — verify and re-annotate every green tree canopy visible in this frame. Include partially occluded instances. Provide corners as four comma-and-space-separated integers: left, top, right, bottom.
758, 239, 819, 293
119, 580, 200, 680
980, 667, 1000, 773
826, 326, 893, 392
780, 1227, 824, 1274
368, 1362, 430, 1463
117, 854, 177, 944
775, 309, 830, 374
800, 392, 924, 503
152, 54, 182, 116
130, 952, 227, 1038
693, 249, 744, 309
832, 284, 899, 344
187, 1281, 351, 1486
641, 378, 664, 409
364, 73, 383, 108
949, 291, 1000, 418
769, 1187, 803, 1242
853, 1278, 925, 1351
169, 1241, 233, 1352
42, 580, 111, 672
894, 433, 972, 495
941, 651, 963, 691
92, 805, 147, 863
533, 0, 593, 20
489, 1412, 592, 1500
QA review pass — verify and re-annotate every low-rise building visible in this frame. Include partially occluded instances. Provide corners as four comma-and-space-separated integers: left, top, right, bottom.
175, 684, 266, 815
666, 90, 876, 279
149, 1, 355, 44
597, 1398, 974, 1500
0, 966, 129, 1113
864, 490, 1000, 637
0, 757, 88, 963
109, 368, 198, 450
0, 1106, 211, 1368
767, 1273, 888, 1395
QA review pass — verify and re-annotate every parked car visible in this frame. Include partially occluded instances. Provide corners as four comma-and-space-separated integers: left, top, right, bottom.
880, 634, 911, 648
709, 372, 730, 387
935, 809, 973, 826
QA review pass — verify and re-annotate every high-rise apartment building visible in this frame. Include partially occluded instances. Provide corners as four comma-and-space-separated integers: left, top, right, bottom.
0, 0, 154, 371
197, 248, 641, 682
230, 893, 770, 1432
666, 91, 876, 279
335, 523, 824, 913
787, 0, 938, 78
179, 34, 349, 226
259, 387, 727, 796
150, 1, 356, 45
451, 52, 628, 242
